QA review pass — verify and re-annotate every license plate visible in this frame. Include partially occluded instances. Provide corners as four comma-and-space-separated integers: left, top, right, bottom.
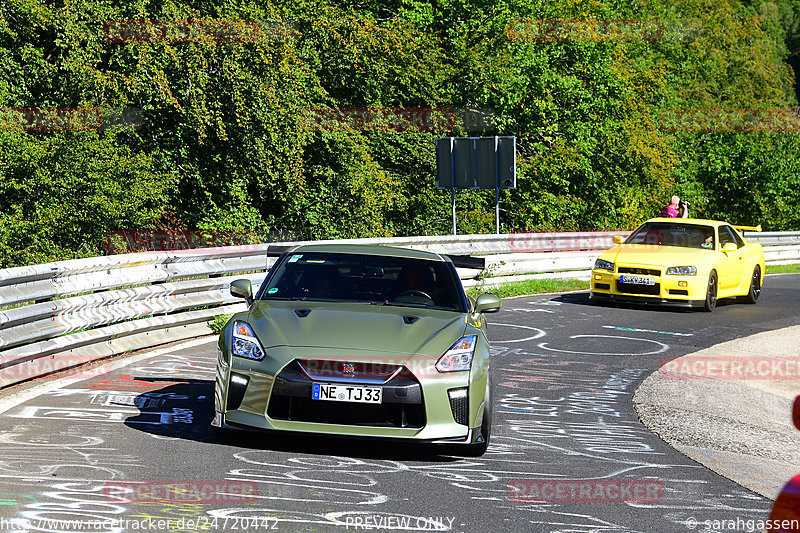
620, 275, 655, 286
312, 383, 382, 403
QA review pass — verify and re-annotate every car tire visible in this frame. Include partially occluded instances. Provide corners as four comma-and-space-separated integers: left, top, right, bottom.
740, 266, 761, 304
464, 374, 492, 457
703, 271, 717, 312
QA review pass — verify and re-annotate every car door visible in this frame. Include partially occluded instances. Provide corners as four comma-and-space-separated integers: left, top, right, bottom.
717, 226, 745, 293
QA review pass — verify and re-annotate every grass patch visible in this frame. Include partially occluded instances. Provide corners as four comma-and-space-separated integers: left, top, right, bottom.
209, 313, 233, 334
467, 277, 589, 299
767, 263, 800, 274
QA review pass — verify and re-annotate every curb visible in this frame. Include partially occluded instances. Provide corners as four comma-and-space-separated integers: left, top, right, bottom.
633, 325, 800, 499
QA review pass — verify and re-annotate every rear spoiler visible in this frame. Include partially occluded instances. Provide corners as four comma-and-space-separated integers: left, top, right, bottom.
447, 255, 486, 270
732, 224, 762, 232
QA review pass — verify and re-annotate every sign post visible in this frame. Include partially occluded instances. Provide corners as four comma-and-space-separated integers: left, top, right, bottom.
436, 136, 516, 235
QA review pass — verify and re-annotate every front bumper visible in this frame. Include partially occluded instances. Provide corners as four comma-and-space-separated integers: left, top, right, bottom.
214, 350, 485, 441
589, 291, 705, 308
590, 267, 707, 308
211, 412, 486, 445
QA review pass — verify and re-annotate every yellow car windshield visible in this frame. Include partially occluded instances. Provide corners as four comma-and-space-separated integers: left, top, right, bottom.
626, 222, 715, 250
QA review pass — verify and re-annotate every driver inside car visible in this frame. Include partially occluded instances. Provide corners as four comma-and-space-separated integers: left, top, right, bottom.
391, 263, 436, 302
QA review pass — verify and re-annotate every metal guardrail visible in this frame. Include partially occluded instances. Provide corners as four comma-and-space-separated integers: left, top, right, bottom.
1, 230, 798, 388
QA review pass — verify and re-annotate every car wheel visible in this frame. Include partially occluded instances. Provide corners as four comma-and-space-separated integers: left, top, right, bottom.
464, 374, 492, 457
740, 266, 761, 304
703, 271, 717, 312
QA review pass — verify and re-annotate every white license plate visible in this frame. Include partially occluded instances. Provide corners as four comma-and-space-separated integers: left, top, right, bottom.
620, 275, 656, 286
312, 383, 382, 403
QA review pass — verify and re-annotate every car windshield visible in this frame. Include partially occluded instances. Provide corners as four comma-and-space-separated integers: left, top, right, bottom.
625, 222, 716, 250
259, 252, 466, 312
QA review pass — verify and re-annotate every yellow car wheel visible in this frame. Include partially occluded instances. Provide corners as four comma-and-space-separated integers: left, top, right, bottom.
704, 271, 718, 312
740, 265, 762, 304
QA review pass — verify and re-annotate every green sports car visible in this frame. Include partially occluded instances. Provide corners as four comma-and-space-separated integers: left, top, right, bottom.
212, 244, 501, 455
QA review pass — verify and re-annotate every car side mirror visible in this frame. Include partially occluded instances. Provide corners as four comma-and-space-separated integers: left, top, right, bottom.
612, 235, 624, 244
722, 243, 737, 253
230, 279, 253, 305
475, 293, 501, 314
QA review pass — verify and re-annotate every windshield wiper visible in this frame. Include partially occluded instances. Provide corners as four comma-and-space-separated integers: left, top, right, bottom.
368, 299, 429, 308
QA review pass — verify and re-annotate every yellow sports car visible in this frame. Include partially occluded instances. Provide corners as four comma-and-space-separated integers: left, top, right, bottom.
590, 218, 764, 311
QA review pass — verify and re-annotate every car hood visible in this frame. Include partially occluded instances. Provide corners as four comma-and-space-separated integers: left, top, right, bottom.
246, 301, 468, 358
601, 244, 713, 268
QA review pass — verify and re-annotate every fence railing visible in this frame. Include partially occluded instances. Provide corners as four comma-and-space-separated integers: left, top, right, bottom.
1, 231, 798, 388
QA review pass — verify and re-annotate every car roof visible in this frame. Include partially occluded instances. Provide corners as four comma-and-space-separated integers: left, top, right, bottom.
284, 243, 450, 262
644, 218, 730, 227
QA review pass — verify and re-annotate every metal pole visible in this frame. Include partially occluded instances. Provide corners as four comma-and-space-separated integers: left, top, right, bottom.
452, 188, 456, 236
450, 138, 456, 235
495, 136, 500, 234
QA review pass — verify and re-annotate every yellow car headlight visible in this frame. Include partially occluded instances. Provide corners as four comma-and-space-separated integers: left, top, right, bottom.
665, 266, 697, 276
594, 259, 614, 272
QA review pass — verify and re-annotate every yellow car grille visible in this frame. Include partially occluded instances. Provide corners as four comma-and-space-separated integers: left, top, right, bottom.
617, 266, 661, 276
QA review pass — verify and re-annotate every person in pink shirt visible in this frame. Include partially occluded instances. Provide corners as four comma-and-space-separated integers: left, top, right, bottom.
660, 195, 689, 218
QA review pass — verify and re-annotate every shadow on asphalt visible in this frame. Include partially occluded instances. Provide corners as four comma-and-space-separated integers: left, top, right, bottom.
123, 378, 464, 462
551, 291, 738, 312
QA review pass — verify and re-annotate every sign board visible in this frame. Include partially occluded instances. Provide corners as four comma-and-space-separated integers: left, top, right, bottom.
436, 136, 516, 189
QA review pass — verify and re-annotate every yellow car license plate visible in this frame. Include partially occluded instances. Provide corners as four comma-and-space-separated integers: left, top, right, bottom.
619, 275, 656, 286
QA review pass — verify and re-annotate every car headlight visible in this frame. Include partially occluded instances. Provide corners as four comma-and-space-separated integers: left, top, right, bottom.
231, 321, 265, 361
665, 266, 697, 276
594, 258, 614, 272
436, 335, 477, 373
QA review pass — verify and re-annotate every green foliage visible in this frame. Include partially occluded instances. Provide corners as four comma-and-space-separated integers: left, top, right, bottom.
2, 0, 800, 268
208, 313, 232, 335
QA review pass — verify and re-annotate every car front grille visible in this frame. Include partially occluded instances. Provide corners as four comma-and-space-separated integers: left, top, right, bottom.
267, 360, 425, 428
618, 267, 661, 276
616, 281, 661, 296
297, 359, 402, 383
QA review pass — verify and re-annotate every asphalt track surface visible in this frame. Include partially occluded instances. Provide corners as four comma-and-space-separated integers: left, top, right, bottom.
0, 273, 798, 533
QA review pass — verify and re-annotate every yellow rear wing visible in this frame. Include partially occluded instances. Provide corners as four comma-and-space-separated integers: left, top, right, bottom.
732, 224, 762, 232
